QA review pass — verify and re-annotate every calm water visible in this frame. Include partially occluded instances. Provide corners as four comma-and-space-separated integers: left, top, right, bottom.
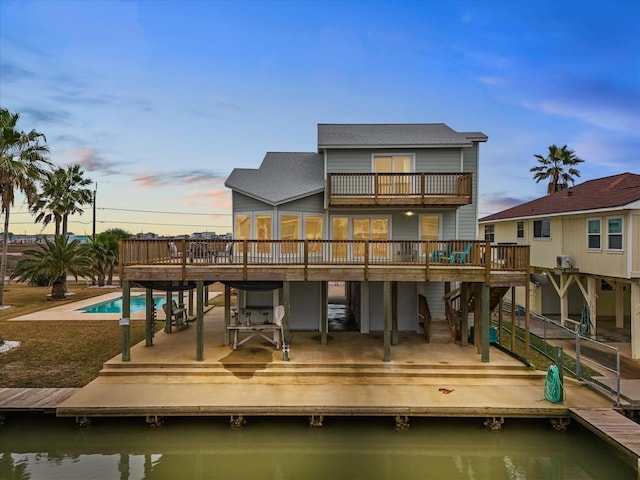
78, 296, 175, 314
0, 415, 636, 480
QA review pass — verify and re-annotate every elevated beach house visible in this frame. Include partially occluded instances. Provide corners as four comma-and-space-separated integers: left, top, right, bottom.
478, 173, 640, 359
119, 123, 530, 362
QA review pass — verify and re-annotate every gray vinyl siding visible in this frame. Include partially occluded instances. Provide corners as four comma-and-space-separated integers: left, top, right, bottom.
326, 149, 374, 173
289, 282, 322, 330
368, 281, 419, 332
232, 191, 271, 213
415, 148, 461, 171
327, 148, 465, 174
457, 144, 479, 239
278, 192, 324, 213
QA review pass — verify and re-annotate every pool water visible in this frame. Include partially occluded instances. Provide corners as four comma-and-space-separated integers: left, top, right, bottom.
78, 295, 177, 314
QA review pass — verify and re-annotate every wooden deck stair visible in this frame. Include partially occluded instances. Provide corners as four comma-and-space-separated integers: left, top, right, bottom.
97, 359, 545, 383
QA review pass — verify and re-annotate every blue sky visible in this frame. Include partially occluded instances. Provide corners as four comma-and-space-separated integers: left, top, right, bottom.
1, 0, 639, 236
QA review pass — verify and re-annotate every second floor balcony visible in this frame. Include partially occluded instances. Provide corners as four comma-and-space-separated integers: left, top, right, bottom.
327, 172, 473, 207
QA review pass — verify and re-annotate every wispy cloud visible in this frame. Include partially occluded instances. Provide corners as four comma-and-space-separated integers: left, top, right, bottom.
133, 169, 226, 187
479, 192, 537, 217
67, 148, 124, 176
0, 60, 34, 82
20, 106, 72, 124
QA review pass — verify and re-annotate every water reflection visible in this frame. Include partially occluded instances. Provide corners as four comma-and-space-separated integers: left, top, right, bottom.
0, 415, 636, 479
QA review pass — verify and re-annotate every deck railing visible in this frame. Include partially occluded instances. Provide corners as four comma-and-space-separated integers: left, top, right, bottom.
327, 172, 472, 207
121, 239, 529, 272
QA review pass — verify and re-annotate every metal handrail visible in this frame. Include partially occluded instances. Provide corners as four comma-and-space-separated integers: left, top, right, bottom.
502, 300, 621, 406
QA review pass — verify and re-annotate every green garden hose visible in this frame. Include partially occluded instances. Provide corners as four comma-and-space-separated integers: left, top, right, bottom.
544, 364, 563, 404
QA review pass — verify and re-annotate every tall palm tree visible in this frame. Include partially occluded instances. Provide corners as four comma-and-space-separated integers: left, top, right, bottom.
30, 164, 93, 236
101, 228, 131, 285
11, 235, 92, 300
0, 108, 52, 305
530, 144, 584, 194
82, 235, 117, 287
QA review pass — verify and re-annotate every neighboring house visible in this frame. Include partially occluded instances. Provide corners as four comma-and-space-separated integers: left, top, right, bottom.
120, 123, 531, 363
478, 172, 640, 359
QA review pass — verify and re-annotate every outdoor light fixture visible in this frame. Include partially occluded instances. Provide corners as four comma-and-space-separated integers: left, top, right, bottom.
405, 211, 414, 216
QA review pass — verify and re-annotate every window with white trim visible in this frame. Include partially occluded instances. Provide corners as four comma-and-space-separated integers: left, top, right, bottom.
484, 224, 494, 242
587, 218, 601, 249
607, 217, 623, 250
516, 221, 525, 240
533, 219, 550, 239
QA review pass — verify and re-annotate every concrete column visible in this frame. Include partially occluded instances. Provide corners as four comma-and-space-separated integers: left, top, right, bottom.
631, 282, 640, 360
196, 281, 204, 361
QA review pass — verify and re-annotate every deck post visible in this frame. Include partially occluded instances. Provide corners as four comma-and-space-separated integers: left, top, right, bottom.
481, 283, 490, 363
525, 278, 531, 361
511, 287, 516, 350
631, 282, 639, 360
474, 283, 481, 353
121, 280, 131, 361
196, 281, 204, 361
392, 281, 399, 346
460, 283, 469, 346
321, 281, 328, 345
384, 281, 391, 362
224, 284, 231, 345
188, 287, 194, 316
145, 288, 154, 346
164, 290, 172, 333
283, 281, 291, 343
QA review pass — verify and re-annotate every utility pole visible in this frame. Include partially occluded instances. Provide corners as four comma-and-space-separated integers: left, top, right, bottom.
92, 182, 97, 239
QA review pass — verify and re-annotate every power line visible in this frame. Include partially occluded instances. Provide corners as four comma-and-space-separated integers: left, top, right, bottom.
98, 207, 231, 216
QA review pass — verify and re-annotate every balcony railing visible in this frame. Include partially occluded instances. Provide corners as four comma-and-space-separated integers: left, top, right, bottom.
327, 172, 472, 207
121, 239, 528, 273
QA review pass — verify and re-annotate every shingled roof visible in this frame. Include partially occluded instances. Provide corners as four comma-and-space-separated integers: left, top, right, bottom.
317, 123, 487, 148
225, 152, 324, 205
479, 173, 640, 222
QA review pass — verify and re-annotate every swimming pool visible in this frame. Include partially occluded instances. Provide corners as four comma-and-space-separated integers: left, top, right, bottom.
78, 295, 176, 314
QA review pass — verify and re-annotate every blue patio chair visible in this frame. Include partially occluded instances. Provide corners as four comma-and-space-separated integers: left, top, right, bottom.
449, 243, 472, 264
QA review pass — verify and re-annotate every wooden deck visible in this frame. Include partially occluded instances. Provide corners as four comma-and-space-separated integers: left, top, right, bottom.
570, 408, 640, 462
0, 388, 79, 413
120, 239, 530, 286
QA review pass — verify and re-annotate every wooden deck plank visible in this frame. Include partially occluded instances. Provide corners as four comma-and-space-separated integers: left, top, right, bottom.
0, 388, 80, 411
570, 408, 640, 460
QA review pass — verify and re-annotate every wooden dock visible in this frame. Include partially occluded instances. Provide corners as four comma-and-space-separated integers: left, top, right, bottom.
0, 388, 79, 413
570, 408, 640, 466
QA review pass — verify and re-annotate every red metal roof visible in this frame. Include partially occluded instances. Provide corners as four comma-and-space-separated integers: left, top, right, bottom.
479, 172, 640, 222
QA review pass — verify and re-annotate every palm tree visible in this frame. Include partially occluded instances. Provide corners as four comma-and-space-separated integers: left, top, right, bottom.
11, 235, 93, 300
530, 144, 584, 194
30, 164, 93, 236
83, 235, 117, 287
101, 228, 131, 285
0, 108, 52, 305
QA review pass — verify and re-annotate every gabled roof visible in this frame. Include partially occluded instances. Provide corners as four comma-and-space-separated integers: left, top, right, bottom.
479, 173, 640, 222
317, 123, 487, 149
225, 152, 324, 205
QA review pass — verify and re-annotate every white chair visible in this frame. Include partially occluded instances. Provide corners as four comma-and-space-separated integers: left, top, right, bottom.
274, 305, 285, 349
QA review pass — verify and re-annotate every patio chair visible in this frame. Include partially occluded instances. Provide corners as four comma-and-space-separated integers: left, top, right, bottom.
449, 243, 472, 264
274, 305, 285, 349
168, 241, 181, 259
162, 301, 189, 330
